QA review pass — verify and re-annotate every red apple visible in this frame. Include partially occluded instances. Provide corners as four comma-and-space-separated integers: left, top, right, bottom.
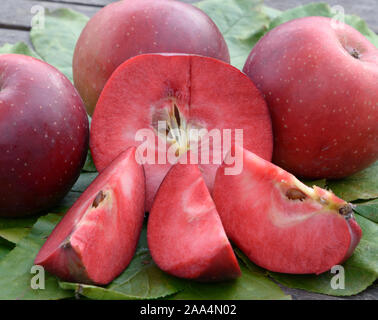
90, 53, 273, 211
148, 162, 240, 281
213, 146, 362, 274
243, 17, 378, 179
35, 147, 145, 285
0, 54, 89, 217
73, 0, 230, 115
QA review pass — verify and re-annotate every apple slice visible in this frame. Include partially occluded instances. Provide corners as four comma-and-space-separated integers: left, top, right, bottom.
35, 147, 145, 285
147, 162, 241, 281
213, 147, 362, 274
90, 53, 272, 212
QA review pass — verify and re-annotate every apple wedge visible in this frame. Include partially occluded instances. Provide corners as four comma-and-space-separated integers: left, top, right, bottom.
213, 147, 362, 274
35, 147, 145, 285
147, 162, 241, 281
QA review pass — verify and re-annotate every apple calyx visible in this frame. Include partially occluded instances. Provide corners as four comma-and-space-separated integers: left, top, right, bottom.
153, 100, 203, 157
349, 48, 361, 59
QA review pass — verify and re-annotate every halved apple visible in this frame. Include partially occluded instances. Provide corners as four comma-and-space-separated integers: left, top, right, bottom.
90, 53, 272, 211
213, 147, 362, 274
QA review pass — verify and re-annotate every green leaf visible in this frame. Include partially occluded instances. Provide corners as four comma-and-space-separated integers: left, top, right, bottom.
354, 199, 378, 223
83, 150, 97, 173
0, 214, 74, 300
195, 0, 270, 69
0, 228, 30, 244
0, 238, 14, 261
269, 2, 332, 29
327, 162, 378, 202
71, 172, 98, 193
60, 225, 185, 300
268, 214, 378, 296
0, 217, 37, 230
268, 3, 378, 48
30, 8, 89, 82
261, 6, 282, 20
170, 264, 290, 300
0, 42, 41, 58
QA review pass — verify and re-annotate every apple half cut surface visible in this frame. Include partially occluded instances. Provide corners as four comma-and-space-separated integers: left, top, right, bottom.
90, 54, 272, 212
35, 147, 145, 285
147, 162, 241, 281
213, 146, 362, 274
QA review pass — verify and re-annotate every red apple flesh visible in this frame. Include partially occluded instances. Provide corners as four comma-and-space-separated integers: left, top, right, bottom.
148, 162, 241, 281
35, 147, 145, 285
73, 0, 230, 115
243, 17, 378, 179
213, 146, 362, 274
0, 54, 89, 217
90, 53, 273, 211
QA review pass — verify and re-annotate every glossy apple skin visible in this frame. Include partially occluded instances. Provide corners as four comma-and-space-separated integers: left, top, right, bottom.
73, 0, 230, 115
213, 147, 362, 274
0, 54, 89, 217
243, 17, 378, 179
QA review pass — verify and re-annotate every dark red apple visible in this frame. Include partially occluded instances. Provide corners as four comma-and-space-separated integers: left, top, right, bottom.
35, 147, 145, 285
213, 146, 362, 274
0, 54, 89, 217
73, 0, 230, 115
243, 17, 378, 179
90, 53, 272, 212
148, 162, 240, 281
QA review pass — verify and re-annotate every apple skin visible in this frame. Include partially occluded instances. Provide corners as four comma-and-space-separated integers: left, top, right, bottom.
0, 54, 89, 217
243, 17, 378, 179
73, 0, 230, 115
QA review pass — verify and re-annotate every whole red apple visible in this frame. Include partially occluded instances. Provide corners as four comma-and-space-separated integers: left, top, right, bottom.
73, 0, 230, 115
0, 54, 89, 217
243, 17, 378, 179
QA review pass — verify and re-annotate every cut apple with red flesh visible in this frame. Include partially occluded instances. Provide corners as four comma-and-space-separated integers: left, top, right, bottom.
35, 147, 145, 285
148, 162, 241, 281
213, 147, 362, 274
90, 54, 272, 212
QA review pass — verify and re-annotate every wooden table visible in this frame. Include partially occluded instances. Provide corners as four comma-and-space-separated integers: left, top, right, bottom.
0, 0, 377, 300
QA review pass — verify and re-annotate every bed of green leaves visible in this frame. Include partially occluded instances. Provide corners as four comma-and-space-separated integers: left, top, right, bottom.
0, 0, 377, 300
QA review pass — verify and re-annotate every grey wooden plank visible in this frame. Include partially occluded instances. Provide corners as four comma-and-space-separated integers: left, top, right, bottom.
282, 283, 378, 300
264, 0, 378, 33
0, 0, 98, 29
29, 0, 115, 6
33, 0, 197, 6
0, 28, 31, 46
